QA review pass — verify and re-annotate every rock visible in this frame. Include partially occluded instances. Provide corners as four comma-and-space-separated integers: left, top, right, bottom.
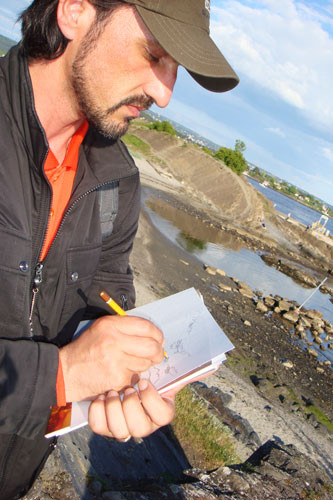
216, 268, 226, 277
311, 318, 324, 330
218, 283, 232, 292
238, 287, 254, 298
256, 301, 268, 313
282, 360, 294, 369
264, 296, 276, 308
299, 316, 312, 328
245, 440, 331, 490
274, 306, 281, 313
308, 347, 318, 358
313, 336, 323, 345
278, 299, 292, 312
204, 264, 216, 275
282, 310, 299, 324
316, 367, 325, 374
305, 309, 323, 320
328, 343, 333, 350
179, 259, 189, 266
238, 281, 251, 290
243, 320, 252, 327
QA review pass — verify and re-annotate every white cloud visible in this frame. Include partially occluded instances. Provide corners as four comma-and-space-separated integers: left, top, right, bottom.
211, 0, 333, 130
321, 146, 333, 163
266, 127, 286, 137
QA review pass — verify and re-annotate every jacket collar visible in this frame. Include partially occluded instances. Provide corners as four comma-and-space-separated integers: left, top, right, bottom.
1, 45, 138, 185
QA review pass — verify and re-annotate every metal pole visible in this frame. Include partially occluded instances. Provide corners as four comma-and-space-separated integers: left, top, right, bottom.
297, 277, 328, 311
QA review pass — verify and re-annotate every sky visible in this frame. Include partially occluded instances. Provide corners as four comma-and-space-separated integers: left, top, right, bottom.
0, 0, 332, 205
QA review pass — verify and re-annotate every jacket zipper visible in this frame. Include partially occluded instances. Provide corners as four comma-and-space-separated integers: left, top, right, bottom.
28, 175, 135, 334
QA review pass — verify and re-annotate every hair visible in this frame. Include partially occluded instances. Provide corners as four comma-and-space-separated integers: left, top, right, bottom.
19, 0, 124, 60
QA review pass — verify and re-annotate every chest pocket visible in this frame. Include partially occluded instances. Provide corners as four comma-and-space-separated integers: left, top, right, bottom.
98, 181, 119, 239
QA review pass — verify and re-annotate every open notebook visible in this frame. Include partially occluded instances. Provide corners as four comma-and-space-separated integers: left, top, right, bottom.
45, 288, 234, 437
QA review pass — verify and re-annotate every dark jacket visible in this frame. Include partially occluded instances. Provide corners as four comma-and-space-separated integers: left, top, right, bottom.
0, 45, 140, 499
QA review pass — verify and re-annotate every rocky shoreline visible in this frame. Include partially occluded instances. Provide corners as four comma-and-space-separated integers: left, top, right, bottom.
23, 147, 333, 499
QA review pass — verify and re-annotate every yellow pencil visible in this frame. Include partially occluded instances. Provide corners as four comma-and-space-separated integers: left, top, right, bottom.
100, 291, 168, 359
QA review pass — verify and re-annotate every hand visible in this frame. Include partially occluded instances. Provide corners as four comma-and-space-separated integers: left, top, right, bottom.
88, 367, 220, 440
59, 316, 164, 402
88, 379, 176, 439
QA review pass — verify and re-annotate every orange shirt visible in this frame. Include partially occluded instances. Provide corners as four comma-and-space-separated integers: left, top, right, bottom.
42, 120, 89, 406
40, 120, 89, 261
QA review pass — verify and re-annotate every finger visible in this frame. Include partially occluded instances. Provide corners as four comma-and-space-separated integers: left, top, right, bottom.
119, 336, 164, 363
88, 395, 113, 437
101, 315, 164, 344
104, 390, 130, 440
137, 379, 175, 428
121, 353, 154, 373
122, 387, 154, 438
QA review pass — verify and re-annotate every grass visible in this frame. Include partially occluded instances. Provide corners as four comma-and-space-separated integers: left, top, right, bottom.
304, 405, 333, 432
171, 385, 239, 470
122, 133, 151, 156
285, 387, 333, 432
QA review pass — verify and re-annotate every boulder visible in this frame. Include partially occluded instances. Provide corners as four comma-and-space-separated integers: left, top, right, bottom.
216, 268, 226, 277
299, 316, 312, 329
305, 309, 323, 320
278, 299, 292, 312
218, 283, 232, 292
239, 287, 254, 299
308, 347, 318, 358
204, 264, 216, 275
256, 301, 268, 313
264, 296, 276, 308
282, 311, 299, 324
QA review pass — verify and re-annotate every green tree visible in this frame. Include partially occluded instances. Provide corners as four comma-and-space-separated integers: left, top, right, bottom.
148, 120, 176, 136
235, 139, 246, 154
214, 147, 247, 175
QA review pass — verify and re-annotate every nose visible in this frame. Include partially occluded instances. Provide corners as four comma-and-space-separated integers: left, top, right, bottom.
144, 57, 178, 108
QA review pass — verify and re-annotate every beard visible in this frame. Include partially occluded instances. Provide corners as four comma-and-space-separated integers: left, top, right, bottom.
71, 38, 153, 139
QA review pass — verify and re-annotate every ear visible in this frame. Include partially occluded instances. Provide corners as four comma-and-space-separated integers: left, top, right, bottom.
57, 0, 91, 40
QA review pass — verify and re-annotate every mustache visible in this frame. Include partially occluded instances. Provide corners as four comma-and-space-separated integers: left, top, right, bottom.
107, 95, 154, 115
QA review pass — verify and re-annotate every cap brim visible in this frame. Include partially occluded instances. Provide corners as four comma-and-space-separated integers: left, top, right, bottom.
136, 6, 239, 93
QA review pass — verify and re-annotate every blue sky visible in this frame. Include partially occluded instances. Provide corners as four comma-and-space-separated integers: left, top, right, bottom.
1, 0, 332, 205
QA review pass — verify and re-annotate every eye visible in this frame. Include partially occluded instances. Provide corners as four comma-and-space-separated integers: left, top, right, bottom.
145, 47, 161, 64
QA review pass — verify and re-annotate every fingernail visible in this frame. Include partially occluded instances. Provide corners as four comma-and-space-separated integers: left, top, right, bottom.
107, 390, 119, 399
124, 387, 136, 396
97, 394, 105, 401
138, 379, 148, 391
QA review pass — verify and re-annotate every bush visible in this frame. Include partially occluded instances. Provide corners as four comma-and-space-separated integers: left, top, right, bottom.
148, 120, 176, 136
214, 147, 247, 175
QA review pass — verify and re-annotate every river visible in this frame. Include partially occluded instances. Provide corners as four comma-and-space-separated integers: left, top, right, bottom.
247, 177, 333, 233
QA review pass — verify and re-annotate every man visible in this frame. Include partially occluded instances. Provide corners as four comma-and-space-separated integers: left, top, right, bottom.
0, 0, 238, 498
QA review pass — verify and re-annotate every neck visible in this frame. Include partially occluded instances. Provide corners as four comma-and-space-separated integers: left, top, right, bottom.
29, 57, 84, 163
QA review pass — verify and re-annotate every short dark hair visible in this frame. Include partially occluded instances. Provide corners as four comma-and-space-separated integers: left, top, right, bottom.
19, 0, 123, 60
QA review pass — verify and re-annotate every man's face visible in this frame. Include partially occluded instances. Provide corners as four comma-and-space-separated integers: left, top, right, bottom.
70, 6, 178, 139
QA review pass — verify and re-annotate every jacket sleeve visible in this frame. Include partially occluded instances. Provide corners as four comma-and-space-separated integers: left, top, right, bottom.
0, 339, 58, 438
84, 172, 141, 317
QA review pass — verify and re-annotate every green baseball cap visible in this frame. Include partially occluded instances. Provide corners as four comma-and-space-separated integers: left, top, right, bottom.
122, 0, 239, 93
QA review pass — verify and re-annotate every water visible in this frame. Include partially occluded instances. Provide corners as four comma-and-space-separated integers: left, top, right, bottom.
247, 177, 333, 233
142, 187, 333, 364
